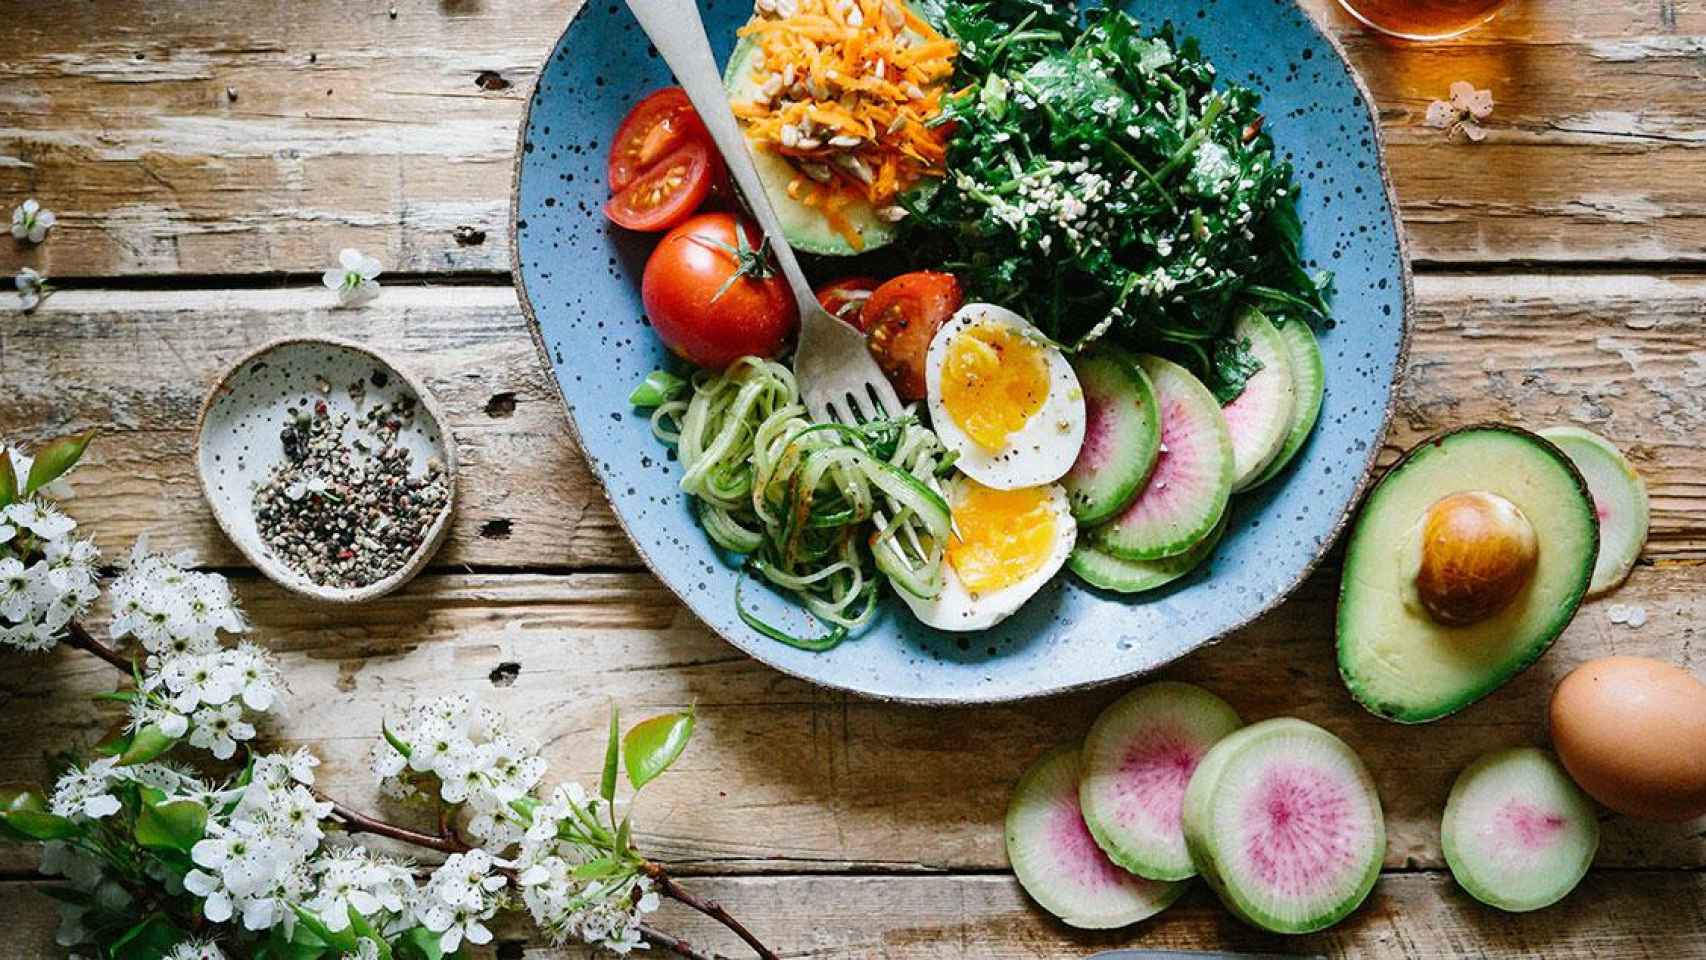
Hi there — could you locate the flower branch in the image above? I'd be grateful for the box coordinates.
[643,861,780,960]
[0,435,781,960]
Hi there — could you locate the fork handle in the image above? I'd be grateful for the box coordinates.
[622,0,819,314]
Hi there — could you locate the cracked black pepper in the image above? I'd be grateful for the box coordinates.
[253,385,449,590]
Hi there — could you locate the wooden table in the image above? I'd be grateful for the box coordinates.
[3,0,1704,956]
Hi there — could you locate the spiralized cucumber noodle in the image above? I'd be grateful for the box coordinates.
[646,357,953,650]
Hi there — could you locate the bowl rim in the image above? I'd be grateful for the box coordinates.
[508,0,1414,704]
[193,334,460,604]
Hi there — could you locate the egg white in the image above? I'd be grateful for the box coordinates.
[925,303,1087,491]
[900,479,1077,632]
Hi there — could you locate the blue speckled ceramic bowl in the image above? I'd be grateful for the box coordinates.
[512,0,1411,704]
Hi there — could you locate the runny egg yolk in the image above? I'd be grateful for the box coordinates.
[946,481,1058,594]
[940,322,1051,451]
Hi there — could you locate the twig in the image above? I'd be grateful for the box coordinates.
[65,622,134,673]
[643,862,779,960]
[641,924,727,960]
[317,791,472,856]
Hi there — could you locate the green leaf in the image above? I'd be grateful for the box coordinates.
[119,724,178,766]
[622,707,695,792]
[628,369,687,408]
[294,906,359,953]
[395,926,445,960]
[0,786,57,843]
[110,915,185,960]
[0,448,15,509]
[93,728,133,758]
[600,704,620,805]
[135,798,207,853]
[1,809,80,841]
[508,795,538,826]
[348,907,395,960]
[258,918,329,960]
[570,856,622,881]
[22,429,95,496]
[615,813,633,859]
[381,717,413,759]
[35,885,94,907]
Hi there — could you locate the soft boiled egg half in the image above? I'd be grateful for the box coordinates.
[901,476,1077,631]
[925,303,1086,490]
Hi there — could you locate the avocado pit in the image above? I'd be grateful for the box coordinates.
[1414,491,1538,626]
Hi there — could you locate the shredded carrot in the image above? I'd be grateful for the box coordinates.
[732,0,957,215]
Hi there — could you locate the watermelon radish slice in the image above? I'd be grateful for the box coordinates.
[1539,426,1648,596]
[1222,309,1297,491]
[1063,347,1162,525]
[1441,747,1598,913]
[1181,718,1385,934]
[1091,356,1233,560]
[1069,513,1227,594]
[1006,744,1189,929]
[1079,682,1244,881]
[1247,318,1325,489]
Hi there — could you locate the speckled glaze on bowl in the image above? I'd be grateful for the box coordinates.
[512,0,1412,704]
[195,337,458,604]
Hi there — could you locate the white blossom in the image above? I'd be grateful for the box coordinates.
[164,938,227,960]
[418,850,507,953]
[322,248,382,307]
[1424,80,1494,142]
[14,267,50,312]
[189,701,257,760]
[11,198,56,243]
[515,783,659,953]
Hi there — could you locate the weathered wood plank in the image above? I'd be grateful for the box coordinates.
[1,561,1700,876]
[3,274,1703,569]
[3,0,1706,276]
[2,872,1704,958]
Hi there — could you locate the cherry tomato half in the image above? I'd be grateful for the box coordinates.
[604,140,720,233]
[642,212,799,369]
[864,271,964,401]
[608,87,710,193]
[815,276,881,331]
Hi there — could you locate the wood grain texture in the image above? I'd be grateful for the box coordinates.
[2,871,1704,958]
[2,562,1700,878]
[3,274,1702,569]
[4,0,1706,278]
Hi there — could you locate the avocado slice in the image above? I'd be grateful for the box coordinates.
[1337,424,1599,724]
[722,35,934,256]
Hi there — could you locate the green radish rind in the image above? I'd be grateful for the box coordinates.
[1091,356,1234,561]
[1069,513,1228,594]
[1063,347,1162,526]
[1441,747,1599,914]
[1247,318,1325,489]
[1181,718,1385,934]
[1223,309,1297,491]
[1539,426,1649,597]
[1006,745,1190,929]
[1079,682,1244,882]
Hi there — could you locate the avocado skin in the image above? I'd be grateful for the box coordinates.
[1336,423,1599,724]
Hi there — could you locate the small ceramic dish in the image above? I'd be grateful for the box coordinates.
[195,336,458,603]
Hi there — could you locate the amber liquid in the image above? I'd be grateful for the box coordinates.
[1336,0,1511,39]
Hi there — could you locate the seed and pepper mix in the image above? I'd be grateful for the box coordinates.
[253,376,450,590]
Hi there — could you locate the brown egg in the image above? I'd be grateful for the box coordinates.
[1414,491,1539,626]
[1550,656,1706,821]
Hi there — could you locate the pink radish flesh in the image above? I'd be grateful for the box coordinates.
[1111,727,1200,834]
[1049,797,1141,891]
[1497,800,1569,850]
[1116,399,1199,523]
[1241,763,1360,899]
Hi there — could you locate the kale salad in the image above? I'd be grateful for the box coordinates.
[905,0,1332,400]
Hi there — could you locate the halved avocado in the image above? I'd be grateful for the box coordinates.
[722,36,934,256]
[1337,425,1598,724]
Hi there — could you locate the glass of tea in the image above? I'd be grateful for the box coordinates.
[1335,0,1511,40]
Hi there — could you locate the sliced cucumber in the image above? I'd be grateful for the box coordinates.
[1063,347,1162,525]
[1090,355,1233,561]
[1181,718,1385,934]
[1079,682,1243,882]
[1069,513,1227,594]
[1539,426,1649,596]
[1441,747,1598,913]
[1007,745,1189,928]
[1222,309,1297,491]
[724,37,927,256]
[1247,318,1325,489]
